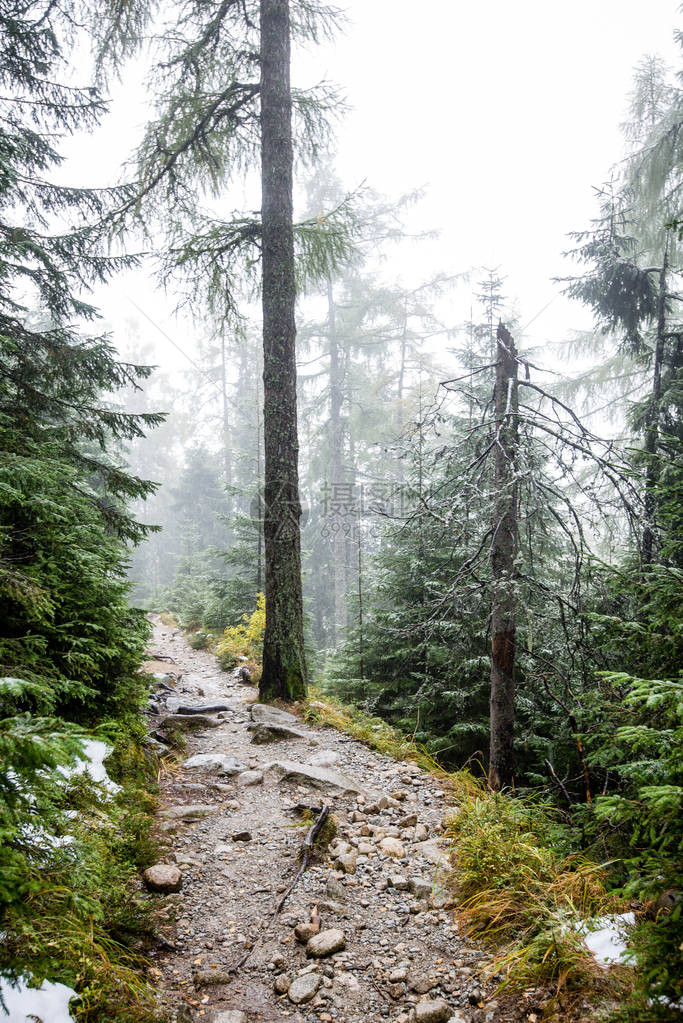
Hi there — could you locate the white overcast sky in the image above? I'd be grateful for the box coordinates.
[82,0,681,373]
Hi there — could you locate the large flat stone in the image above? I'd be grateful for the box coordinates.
[160,713,220,730]
[250,703,299,725]
[161,803,221,820]
[414,998,452,1023]
[263,760,365,795]
[247,722,312,744]
[184,753,246,775]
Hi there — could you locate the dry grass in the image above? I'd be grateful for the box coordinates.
[301,686,449,775]
[443,778,633,1016]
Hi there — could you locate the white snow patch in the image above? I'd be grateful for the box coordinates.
[0,976,77,1021]
[581,912,636,966]
[59,739,121,794]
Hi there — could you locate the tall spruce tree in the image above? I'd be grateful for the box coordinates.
[96,0,354,699]
[259,0,306,698]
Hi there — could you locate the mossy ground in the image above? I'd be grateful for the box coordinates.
[0,716,165,1022]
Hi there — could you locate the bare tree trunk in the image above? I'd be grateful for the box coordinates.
[641,250,668,565]
[259,0,307,701]
[488,323,518,791]
[256,373,263,593]
[357,505,364,679]
[220,335,233,491]
[328,278,347,644]
[220,335,233,543]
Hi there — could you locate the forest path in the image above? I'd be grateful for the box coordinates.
[143,617,508,1023]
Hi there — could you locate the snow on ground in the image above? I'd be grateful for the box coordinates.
[59,739,121,794]
[0,976,76,1022]
[581,912,636,966]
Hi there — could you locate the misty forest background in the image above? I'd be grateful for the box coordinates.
[0,1,681,1020]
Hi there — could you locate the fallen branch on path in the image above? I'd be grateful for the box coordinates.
[275,804,330,915]
[175,703,230,714]
[224,803,330,977]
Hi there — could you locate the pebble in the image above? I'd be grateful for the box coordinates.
[288,972,321,1004]
[237,769,263,786]
[414,999,453,1023]
[379,837,406,859]
[306,928,346,957]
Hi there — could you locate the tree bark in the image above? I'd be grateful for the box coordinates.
[327,278,347,644]
[259,0,307,701]
[641,250,668,565]
[488,323,518,790]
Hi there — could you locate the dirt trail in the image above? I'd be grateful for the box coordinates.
[142,617,518,1023]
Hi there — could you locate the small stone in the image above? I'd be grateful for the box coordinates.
[431,889,456,910]
[446,1014,467,1023]
[251,703,299,725]
[212,1012,248,1023]
[288,972,321,1004]
[295,922,320,943]
[326,877,345,899]
[143,864,182,893]
[399,813,418,827]
[162,804,220,820]
[379,837,406,859]
[335,851,358,875]
[388,967,408,983]
[389,875,410,891]
[307,750,341,768]
[160,713,220,730]
[274,974,291,994]
[414,823,430,842]
[248,721,311,744]
[193,968,233,987]
[232,830,252,842]
[410,878,432,899]
[415,999,452,1023]
[237,770,263,786]
[409,972,438,994]
[306,928,346,958]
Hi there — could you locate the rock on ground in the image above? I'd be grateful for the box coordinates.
[414,998,453,1023]
[248,721,312,744]
[184,753,245,775]
[142,864,182,893]
[287,972,321,1004]
[263,759,366,794]
[306,927,346,957]
[250,703,299,725]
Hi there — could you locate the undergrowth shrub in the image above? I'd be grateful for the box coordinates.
[216,592,265,681]
[444,778,629,1013]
